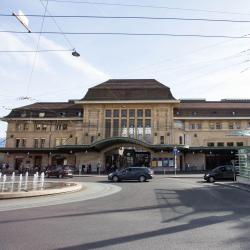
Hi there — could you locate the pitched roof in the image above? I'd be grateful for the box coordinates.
[82,79,176,101]
[175,100,250,117]
[3,102,83,119]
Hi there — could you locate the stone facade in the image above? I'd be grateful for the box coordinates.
[1,79,250,173]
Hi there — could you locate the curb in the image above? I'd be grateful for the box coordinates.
[0,182,83,199]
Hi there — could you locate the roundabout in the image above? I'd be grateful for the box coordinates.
[0,181,121,211]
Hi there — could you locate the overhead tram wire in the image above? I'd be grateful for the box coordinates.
[0,49,72,53]
[26,0,49,97]
[42,0,250,17]
[1,30,250,39]
[39,0,75,51]
[4,13,250,23]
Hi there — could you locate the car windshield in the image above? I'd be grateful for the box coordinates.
[212,166,223,172]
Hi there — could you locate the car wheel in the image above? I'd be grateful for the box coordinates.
[112,176,119,182]
[209,176,215,183]
[139,175,146,182]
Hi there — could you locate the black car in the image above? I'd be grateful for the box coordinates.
[204,165,238,183]
[108,167,153,182]
[45,165,73,178]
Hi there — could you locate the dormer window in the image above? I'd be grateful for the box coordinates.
[21,112,26,118]
[232,111,235,115]
[60,112,66,117]
[39,112,45,117]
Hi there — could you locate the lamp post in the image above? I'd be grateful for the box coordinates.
[173,147,178,176]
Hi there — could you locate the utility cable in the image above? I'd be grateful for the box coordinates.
[4,13,250,23]
[0,49,72,53]
[26,0,49,96]
[1,30,250,39]
[41,0,250,17]
[39,0,75,50]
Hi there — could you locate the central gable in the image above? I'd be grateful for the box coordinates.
[81,79,176,101]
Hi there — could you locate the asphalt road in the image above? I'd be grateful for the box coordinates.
[0,176,250,250]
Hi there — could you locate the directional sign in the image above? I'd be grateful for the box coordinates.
[172,147,178,155]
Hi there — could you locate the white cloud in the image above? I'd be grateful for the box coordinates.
[39,36,110,82]
[0,33,49,72]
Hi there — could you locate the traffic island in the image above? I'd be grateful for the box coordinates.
[0,182,83,199]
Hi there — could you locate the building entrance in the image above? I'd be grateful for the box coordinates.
[104,147,151,172]
[206,153,236,170]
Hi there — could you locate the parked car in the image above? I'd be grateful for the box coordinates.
[108,167,153,182]
[204,165,238,183]
[45,165,73,178]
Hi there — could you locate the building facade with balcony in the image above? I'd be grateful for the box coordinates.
[1,79,250,173]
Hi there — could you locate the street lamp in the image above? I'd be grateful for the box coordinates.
[72,49,80,57]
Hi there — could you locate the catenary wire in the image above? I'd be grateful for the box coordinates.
[4,13,250,23]
[1,30,250,39]
[39,0,75,50]
[26,0,49,96]
[41,0,250,17]
[0,49,72,53]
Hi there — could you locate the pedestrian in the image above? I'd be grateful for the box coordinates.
[82,164,85,174]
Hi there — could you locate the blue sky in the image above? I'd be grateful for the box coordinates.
[1,0,250,138]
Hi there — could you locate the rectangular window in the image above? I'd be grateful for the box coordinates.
[121,119,127,137]
[129,119,135,138]
[137,119,143,127]
[15,139,21,148]
[137,109,143,117]
[217,142,224,147]
[24,123,29,131]
[129,109,135,117]
[209,123,215,129]
[237,142,243,146]
[137,119,143,140]
[91,136,95,143]
[55,138,61,146]
[247,122,250,128]
[145,109,151,117]
[197,123,202,129]
[113,119,119,137]
[121,110,127,117]
[34,139,39,148]
[113,109,119,118]
[40,138,45,148]
[105,119,111,138]
[22,139,27,148]
[160,136,164,144]
[145,119,151,127]
[207,142,214,147]
[189,123,195,129]
[235,122,241,129]
[63,124,67,130]
[35,124,41,130]
[228,123,234,129]
[216,122,222,129]
[105,110,111,117]
[42,124,47,131]
[16,124,22,131]
[227,142,234,147]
